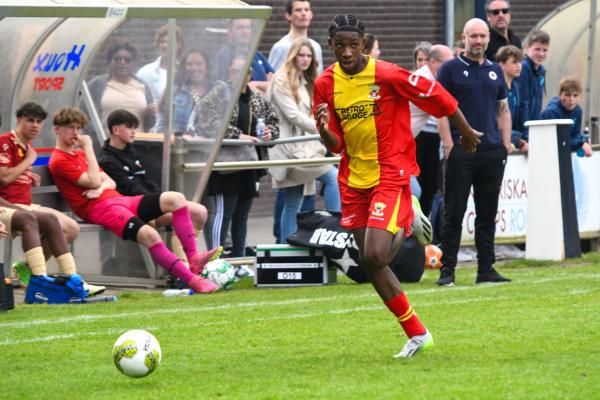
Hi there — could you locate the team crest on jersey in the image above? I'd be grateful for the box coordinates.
[489,71,497,80]
[368,84,381,100]
[371,202,386,218]
[463,70,469,77]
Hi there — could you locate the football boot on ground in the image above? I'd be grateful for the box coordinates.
[394,330,434,358]
[188,275,219,293]
[83,282,107,297]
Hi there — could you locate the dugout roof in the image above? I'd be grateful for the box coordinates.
[535,0,599,129]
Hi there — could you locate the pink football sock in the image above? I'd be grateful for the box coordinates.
[148,242,194,283]
[171,206,198,261]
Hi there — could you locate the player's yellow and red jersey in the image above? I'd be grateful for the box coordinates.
[314,57,458,189]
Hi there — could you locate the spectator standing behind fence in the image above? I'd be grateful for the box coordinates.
[541,77,592,158]
[413,41,431,71]
[363,33,381,60]
[268,0,323,73]
[214,19,275,96]
[98,109,218,268]
[268,37,340,244]
[497,45,527,153]
[410,45,454,217]
[156,49,213,134]
[87,41,156,132]
[484,0,521,61]
[200,58,280,257]
[435,18,512,286]
[517,29,550,137]
[136,24,184,107]
[49,107,221,293]
[453,39,465,57]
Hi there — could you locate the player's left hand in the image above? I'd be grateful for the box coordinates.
[31,172,41,187]
[83,187,104,199]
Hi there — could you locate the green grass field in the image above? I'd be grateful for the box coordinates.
[2,258,600,399]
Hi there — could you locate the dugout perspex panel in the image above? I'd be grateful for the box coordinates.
[254,245,337,287]
[0,1,271,285]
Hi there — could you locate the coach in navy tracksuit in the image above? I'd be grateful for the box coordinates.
[435,18,513,286]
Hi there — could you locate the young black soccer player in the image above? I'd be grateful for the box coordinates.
[314,15,482,357]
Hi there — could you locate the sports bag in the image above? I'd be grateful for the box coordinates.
[25,274,88,304]
[287,211,425,283]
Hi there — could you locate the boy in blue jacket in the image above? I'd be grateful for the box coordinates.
[518,29,549,136]
[497,44,527,153]
[541,76,592,157]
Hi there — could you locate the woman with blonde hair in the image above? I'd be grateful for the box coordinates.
[268,37,340,243]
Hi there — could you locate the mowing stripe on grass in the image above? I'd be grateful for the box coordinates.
[1,272,598,330]
[0,296,512,346]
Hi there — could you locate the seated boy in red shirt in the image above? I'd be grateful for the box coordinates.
[48,107,219,293]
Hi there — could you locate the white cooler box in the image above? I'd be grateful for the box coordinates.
[254,244,337,287]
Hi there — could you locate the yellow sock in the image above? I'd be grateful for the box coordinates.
[56,252,77,275]
[25,246,47,276]
[171,234,189,268]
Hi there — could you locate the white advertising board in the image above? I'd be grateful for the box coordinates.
[460,153,600,242]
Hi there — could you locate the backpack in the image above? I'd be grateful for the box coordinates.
[25,274,88,304]
[287,210,425,283]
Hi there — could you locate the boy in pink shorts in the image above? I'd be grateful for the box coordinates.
[48,107,219,293]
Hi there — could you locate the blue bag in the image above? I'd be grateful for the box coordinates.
[25,274,88,304]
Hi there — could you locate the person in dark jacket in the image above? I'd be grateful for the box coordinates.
[517,29,549,137]
[541,77,592,157]
[98,109,220,266]
[484,0,522,60]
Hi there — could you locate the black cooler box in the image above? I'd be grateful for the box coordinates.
[255,244,336,287]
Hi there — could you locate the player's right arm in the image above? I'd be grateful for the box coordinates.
[313,76,344,154]
[0,144,37,186]
[75,135,102,189]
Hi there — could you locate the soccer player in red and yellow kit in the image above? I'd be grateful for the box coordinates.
[314,15,482,357]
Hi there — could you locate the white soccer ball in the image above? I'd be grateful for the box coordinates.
[112,329,161,378]
[201,258,236,289]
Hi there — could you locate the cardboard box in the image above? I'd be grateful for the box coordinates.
[255,244,336,287]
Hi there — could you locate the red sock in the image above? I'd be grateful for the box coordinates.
[384,292,426,338]
[149,242,194,283]
[171,206,197,260]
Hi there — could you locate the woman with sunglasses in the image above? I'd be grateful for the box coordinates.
[87,41,157,132]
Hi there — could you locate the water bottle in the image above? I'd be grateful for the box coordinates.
[577,127,590,157]
[255,118,265,139]
[162,288,194,297]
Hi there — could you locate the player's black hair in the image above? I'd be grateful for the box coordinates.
[107,109,139,134]
[328,15,365,39]
[16,102,48,120]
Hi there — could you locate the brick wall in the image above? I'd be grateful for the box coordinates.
[246,0,571,70]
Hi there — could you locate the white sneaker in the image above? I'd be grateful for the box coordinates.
[83,282,106,297]
[411,196,432,245]
[394,330,434,358]
[234,264,255,280]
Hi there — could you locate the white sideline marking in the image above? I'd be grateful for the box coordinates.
[0,326,159,346]
[1,272,598,331]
